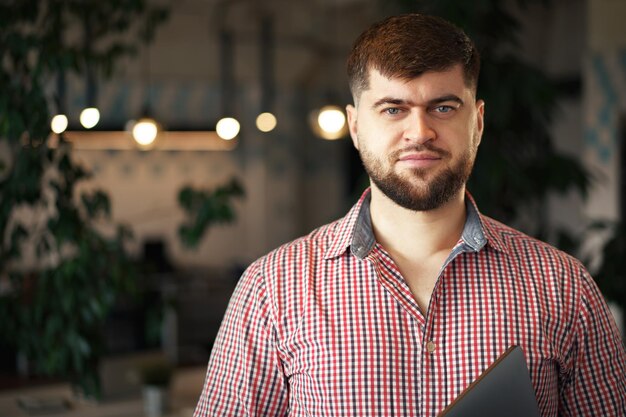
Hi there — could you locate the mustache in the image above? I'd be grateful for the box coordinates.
[391,143,451,159]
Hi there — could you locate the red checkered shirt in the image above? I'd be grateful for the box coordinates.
[194,190,626,416]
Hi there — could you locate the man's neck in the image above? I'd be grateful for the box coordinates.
[368,185,467,260]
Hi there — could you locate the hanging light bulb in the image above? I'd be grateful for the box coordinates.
[80,107,100,129]
[256,112,277,133]
[256,17,276,135]
[52,70,68,135]
[310,105,347,140]
[51,114,68,134]
[216,117,240,140]
[80,16,100,130]
[127,29,165,149]
[318,106,345,134]
[131,117,160,149]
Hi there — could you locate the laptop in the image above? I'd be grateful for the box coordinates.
[438,346,541,417]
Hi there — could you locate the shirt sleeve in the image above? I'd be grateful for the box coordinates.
[559,268,626,416]
[193,264,289,417]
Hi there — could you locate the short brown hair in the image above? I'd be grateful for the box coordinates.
[347,14,480,100]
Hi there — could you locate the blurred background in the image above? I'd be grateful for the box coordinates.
[1,0,625,413]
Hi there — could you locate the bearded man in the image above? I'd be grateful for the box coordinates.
[194,14,626,417]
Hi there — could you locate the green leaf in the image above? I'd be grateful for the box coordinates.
[177,179,245,248]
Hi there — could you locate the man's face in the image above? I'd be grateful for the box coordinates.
[346,65,484,211]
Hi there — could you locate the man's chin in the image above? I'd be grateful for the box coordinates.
[394,175,434,190]
[395,166,440,180]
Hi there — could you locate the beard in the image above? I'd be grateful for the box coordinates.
[358,140,476,212]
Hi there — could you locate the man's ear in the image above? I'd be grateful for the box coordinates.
[346,104,359,150]
[475,99,485,147]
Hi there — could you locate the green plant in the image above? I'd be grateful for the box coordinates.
[0,0,168,398]
[178,179,245,249]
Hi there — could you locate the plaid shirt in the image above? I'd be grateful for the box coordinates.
[194,190,626,417]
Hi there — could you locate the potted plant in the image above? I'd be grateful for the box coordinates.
[139,357,174,417]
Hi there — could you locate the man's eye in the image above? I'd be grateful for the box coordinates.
[384,108,401,115]
[434,105,454,113]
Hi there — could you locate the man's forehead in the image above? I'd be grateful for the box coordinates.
[361,66,469,99]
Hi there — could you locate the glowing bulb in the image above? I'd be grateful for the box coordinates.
[51,114,68,134]
[311,105,348,140]
[216,117,240,140]
[256,112,277,132]
[132,118,159,147]
[318,106,346,135]
[79,107,100,129]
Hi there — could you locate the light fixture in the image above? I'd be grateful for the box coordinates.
[307,7,347,141]
[310,105,347,140]
[79,107,100,129]
[214,28,241,142]
[51,114,69,134]
[129,26,163,150]
[131,117,160,149]
[51,70,68,134]
[256,16,277,134]
[318,106,345,133]
[256,112,277,133]
[216,117,240,140]
[80,18,100,130]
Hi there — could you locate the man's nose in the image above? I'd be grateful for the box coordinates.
[403,111,436,144]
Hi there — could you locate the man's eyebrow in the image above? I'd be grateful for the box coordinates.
[371,94,464,110]
[428,94,464,106]
[371,97,412,110]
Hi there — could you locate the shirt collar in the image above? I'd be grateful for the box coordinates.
[464,192,508,253]
[323,188,508,260]
[323,190,371,260]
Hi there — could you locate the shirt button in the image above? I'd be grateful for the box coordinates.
[426,341,437,353]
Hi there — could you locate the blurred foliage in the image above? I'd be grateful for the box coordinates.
[178,179,245,249]
[0,0,168,398]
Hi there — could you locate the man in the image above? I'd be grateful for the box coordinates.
[194,14,626,417]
